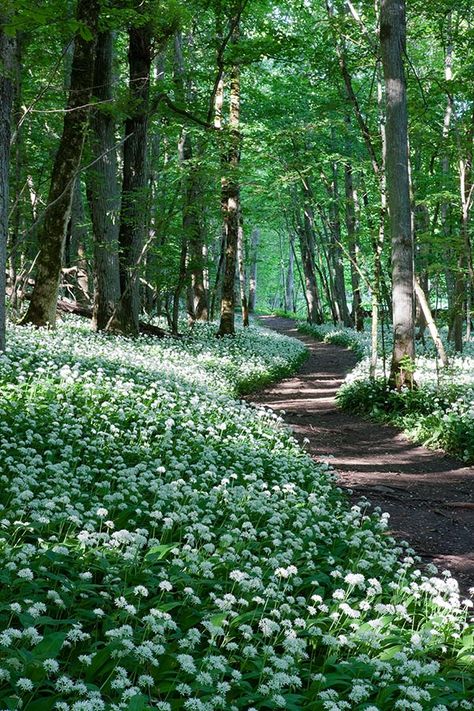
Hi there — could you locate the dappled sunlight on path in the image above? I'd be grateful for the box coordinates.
[251,316,474,594]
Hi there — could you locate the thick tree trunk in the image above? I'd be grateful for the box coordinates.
[86,30,120,331]
[114,22,152,336]
[380,0,415,388]
[0,12,16,350]
[20,0,98,328]
[218,26,241,337]
[248,227,259,312]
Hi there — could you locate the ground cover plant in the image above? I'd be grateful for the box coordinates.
[299,322,474,465]
[0,318,473,710]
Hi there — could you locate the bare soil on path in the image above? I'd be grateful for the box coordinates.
[250,316,474,595]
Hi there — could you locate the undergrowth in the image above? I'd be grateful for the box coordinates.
[0,318,472,710]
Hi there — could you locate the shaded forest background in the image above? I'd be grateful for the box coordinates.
[1,0,473,372]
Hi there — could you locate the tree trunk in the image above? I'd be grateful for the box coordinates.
[218,25,241,337]
[248,227,259,312]
[0,11,16,349]
[329,158,351,326]
[237,210,249,326]
[114,21,152,336]
[65,179,90,304]
[380,0,415,388]
[20,0,98,328]
[286,231,295,313]
[86,30,120,331]
[440,16,457,344]
[174,32,208,323]
[344,158,364,331]
[8,32,23,314]
[414,277,448,366]
[298,217,323,325]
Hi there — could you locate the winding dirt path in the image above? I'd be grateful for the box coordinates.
[251,316,474,594]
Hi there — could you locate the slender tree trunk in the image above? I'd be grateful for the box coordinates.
[344,159,363,330]
[248,227,259,312]
[328,159,351,326]
[453,149,474,349]
[370,60,388,378]
[20,0,98,328]
[173,32,208,324]
[8,32,23,313]
[0,11,16,349]
[86,30,120,331]
[298,217,323,325]
[66,179,90,304]
[440,16,457,341]
[297,182,324,323]
[286,232,295,313]
[237,210,249,326]
[189,172,208,321]
[414,277,448,366]
[114,21,152,335]
[218,25,241,337]
[380,0,415,388]
[210,70,225,321]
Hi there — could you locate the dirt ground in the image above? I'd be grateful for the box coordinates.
[250,316,474,596]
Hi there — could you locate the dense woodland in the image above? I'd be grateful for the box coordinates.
[1,0,473,382]
[1,1,474,709]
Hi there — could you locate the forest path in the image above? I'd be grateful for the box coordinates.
[251,316,474,594]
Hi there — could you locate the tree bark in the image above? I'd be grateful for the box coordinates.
[248,227,259,312]
[237,210,249,326]
[344,158,364,330]
[0,11,16,349]
[114,21,152,336]
[286,231,295,313]
[328,158,351,326]
[20,0,98,328]
[174,32,208,324]
[414,277,448,366]
[380,0,415,388]
[86,30,120,331]
[297,204,324,325]
[218,24,241,337]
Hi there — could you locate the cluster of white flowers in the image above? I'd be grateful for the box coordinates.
[0,317,472,709]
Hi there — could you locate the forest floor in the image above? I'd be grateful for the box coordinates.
[251,315,474,595]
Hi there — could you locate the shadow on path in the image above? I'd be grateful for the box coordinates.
[250,316,474,594]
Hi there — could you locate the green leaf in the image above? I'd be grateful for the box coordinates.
[144,543,177,560]
[209,612,227,628]
[31,632,66,660]
[24,698,58,711]
[125,694,148,711]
